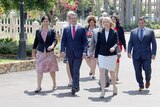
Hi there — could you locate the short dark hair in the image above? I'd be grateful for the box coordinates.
[138,16,145,22]
[41,15,50,23]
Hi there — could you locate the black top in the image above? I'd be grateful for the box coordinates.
[117,26,126,49]
[32,29,58,53]
[95,28,118,58]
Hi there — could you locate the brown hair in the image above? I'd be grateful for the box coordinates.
[87,15,96,24]
[41,15,50,23]
[138,16,145,22]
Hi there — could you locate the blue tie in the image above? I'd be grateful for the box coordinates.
[139,29,143,41]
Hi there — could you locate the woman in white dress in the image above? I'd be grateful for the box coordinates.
[95,17,118,98]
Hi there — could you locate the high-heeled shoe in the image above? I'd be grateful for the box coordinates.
[113,87,117,95]
[89,72,93,76]
[52,86,57,90]
[34,88,42,93]
[100,91,105,99]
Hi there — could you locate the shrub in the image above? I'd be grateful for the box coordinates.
[0,38,18,55]
[123,22,160,31]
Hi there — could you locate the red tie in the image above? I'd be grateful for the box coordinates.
[72,25,76,39]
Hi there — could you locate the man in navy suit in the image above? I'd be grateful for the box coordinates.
[128,17,157,91]
[61,12,88,95]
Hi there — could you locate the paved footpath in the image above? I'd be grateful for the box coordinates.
[0,34,160,107]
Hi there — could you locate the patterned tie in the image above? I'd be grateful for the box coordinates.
[72,25,76,39]
[139,29,143,41]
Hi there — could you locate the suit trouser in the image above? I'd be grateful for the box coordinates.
[133,59,152,88]
[68,57,82,89]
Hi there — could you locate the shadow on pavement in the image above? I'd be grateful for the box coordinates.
[52,92,80,98]
[24,90,53,96]
[80,77,97,82]
[84,87,101,92]
[88,95,114,102]
[123,90,151,95]
[57,86,71,90]
[84,87,112,93]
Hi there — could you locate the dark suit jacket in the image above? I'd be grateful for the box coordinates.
[95,28,118,58]
[32,29,57,52]
[60,25,88,58]
[128,27,157,60]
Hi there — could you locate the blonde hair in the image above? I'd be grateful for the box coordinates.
[102,17,115,28]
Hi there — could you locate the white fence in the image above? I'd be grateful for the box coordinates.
[0,18,67,40]
[0,18,40,39]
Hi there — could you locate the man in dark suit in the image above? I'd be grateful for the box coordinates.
[128,17,157,91]
[61,12,88,95]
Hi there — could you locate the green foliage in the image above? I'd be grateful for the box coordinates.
[0,38,18,55]
[123,22,160,31]
[145,22,160,29]
[123,23,138,31]
[0,0,56,12]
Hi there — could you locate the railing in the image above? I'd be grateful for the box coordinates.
[0,18,40,39]
[0,18,68,40]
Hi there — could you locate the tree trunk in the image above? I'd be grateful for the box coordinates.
[125,0,130,24]
[135,0,141,23]
[113,0,116,14]
[148,0,152,22]
[144,0,147,17]
[104,0,109,14]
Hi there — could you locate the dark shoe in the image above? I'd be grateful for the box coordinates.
[89,72,93,76]
[75,88,80,92]
[71,88,76,95]
[139,87,144,91]
[106,82,110,88]
[116,78,119,81]
[100,91,105,99]
[92,76,96,79]
[52,86,57,90]
[34,88,42,93]
[145,82,150,88]
[68,84,72,87]
[100,96,104,99]
[71,88,79,95]
[113,87,117,96]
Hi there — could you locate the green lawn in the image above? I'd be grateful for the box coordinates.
[0,59,19,64]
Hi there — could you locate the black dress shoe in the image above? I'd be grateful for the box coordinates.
[34,88,42,93]
[100,96,104,99]
[139,87,144,91]
[68,84,72,87]
[75,88,79,92]
[71,88,79,95]
[71,88,76,95]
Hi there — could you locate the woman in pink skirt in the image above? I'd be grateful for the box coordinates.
[32,16,59,93]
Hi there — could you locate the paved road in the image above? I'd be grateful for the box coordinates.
[0,34,160,107]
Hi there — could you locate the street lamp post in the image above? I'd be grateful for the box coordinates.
[17,0,26,59]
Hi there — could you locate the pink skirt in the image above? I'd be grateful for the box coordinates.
[36,51,59,73]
